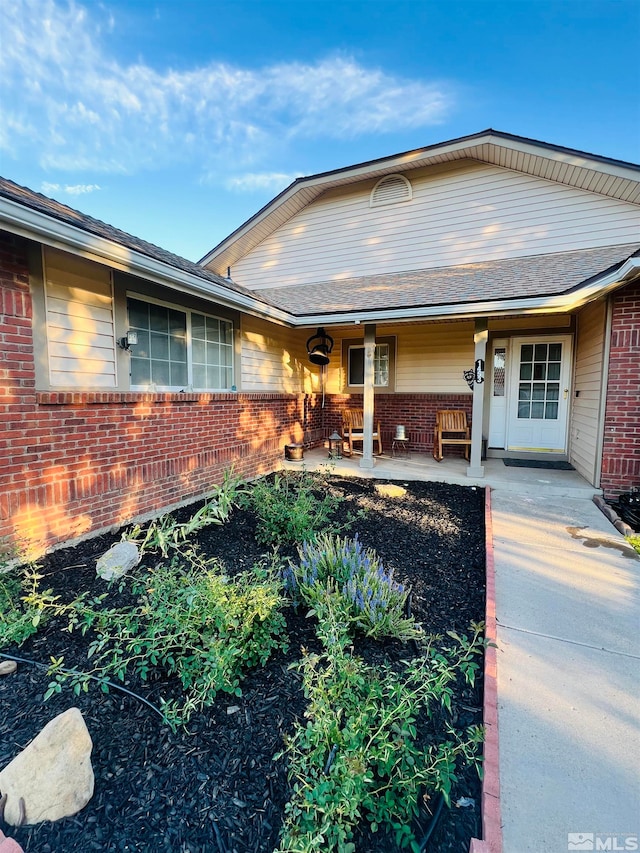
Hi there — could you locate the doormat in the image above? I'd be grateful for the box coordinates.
[503,458,574,470]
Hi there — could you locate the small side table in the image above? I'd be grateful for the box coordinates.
[392,437,410,459]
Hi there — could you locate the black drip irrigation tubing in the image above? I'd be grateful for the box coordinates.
[418,793,445,852]
[0,652,166,721]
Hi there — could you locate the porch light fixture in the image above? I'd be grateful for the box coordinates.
[118,330,138,352]
[328,431,343,460]
[306,327,334,366]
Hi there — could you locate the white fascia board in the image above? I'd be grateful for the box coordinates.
[0,197,293,327]
[292,258,640,327]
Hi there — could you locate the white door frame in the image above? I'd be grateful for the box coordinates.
[487,332,573,453]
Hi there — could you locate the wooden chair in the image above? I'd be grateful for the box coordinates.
[342,409,382,457]
[433,410,471,462]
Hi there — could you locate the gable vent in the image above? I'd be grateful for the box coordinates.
[370,174,412,207]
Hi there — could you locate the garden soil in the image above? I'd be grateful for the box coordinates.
[0,476,485,852]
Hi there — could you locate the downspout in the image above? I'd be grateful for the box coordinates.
[594,297,614,490]
[360,323,376,469]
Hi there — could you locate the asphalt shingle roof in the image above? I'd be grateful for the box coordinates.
[0,176,259,301]
[256,244,640,316]
[2,176,637,321]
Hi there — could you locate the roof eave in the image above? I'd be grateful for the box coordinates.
[289,256,640,327]
[0,196,293,327]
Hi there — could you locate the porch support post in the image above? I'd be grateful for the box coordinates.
[360,323,376,470]
[467,318,488,478]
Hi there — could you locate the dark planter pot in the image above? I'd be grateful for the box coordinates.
[285,444,304,461]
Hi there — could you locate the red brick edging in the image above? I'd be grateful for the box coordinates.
[469,487,503,853]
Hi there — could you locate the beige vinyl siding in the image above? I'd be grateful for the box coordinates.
[44,248,116,388]
[241,317,315,393]
[569,300,607,483]
[325,321,475,394]
[232,161,640,290]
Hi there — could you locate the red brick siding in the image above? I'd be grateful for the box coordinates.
[0,230,325,556]
[324,392,473,454]
[601,280,640,499]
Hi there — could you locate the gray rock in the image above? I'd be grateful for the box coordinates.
[0,707,94,825]
[96,541,140,581]
[0,660,17,676]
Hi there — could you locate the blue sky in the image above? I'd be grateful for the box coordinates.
[1,0,638,261]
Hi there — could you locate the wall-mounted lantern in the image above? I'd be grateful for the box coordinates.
[118,330,138,351]
[306,327,334,366]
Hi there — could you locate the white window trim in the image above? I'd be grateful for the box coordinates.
[343,336,396,391]
[126,291,234,392]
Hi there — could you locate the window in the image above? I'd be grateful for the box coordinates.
[127,297,233,390]
[343,336,396,391]
[517,342,561,420]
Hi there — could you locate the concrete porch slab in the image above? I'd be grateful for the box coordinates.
[283,448,601,499]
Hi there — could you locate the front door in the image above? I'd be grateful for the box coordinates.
[506,335,572,452]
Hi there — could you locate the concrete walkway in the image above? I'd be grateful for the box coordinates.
[491,491,640,853]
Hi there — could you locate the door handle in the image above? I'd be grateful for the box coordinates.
[563,388,569,399]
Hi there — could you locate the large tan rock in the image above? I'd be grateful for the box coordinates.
[0,708,94,825]
[375,483,407,498]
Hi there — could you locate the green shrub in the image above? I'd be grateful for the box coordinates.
[241,471,348,547]
[276,623,485,852]
[126,470,245,557]
[45,552,288,727]
[0,567,43,649]
[283,533,419,642]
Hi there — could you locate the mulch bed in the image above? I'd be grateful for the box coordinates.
[0,476,486,852]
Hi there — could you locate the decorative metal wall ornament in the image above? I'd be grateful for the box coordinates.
[463,369,475,389]
[306,327,334,366]
[463,359,485,389]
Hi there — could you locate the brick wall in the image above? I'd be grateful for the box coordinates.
[600,280,640,499]
[0,231,325,557]
[324,392,473,454]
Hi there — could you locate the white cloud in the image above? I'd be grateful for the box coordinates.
[0,0,455,178]
[225,172,304,192]
[41,182,101,195]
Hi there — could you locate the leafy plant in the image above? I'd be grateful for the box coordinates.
[276,622,485,852]
[0,566,44,648]
[283,533,419,642]
[44,550,288,728]
[125,470,245,557]
[240,470,350,547]
[626,534,640,555]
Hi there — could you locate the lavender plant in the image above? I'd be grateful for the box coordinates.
[285,534,419,642]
